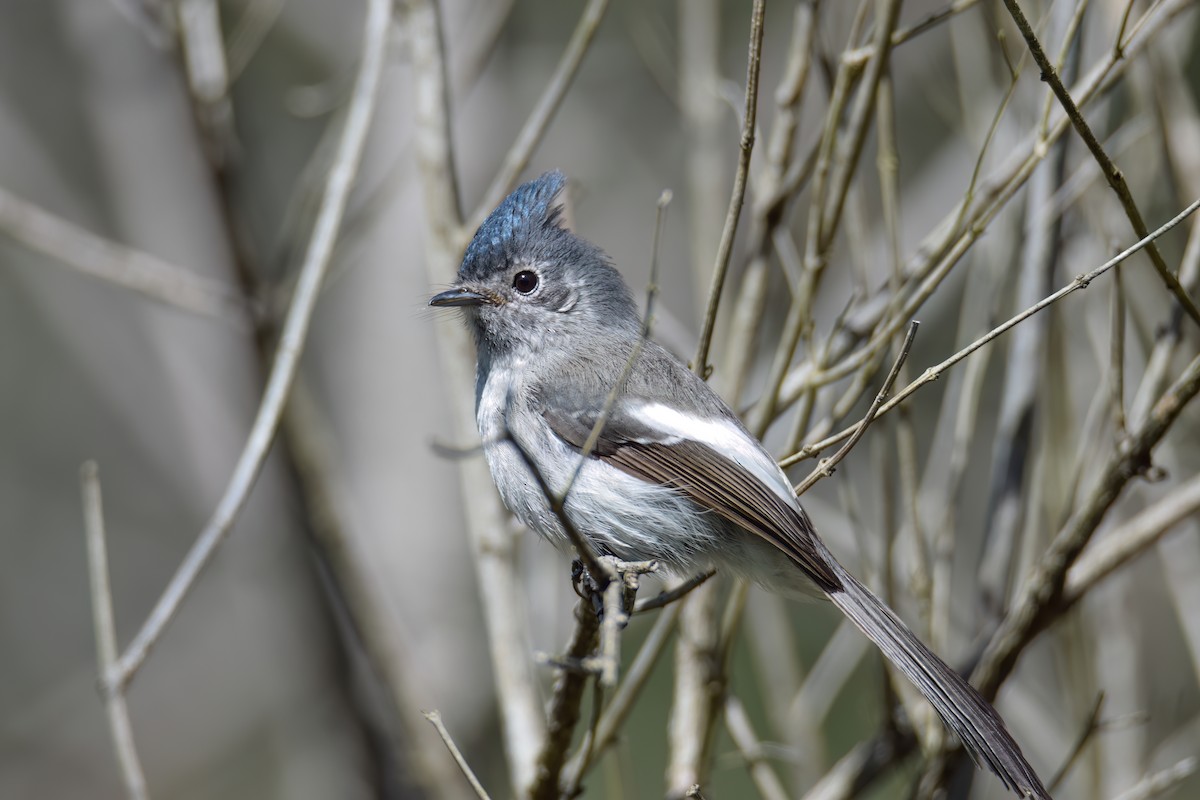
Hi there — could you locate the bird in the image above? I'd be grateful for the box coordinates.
[430,171,1050,799]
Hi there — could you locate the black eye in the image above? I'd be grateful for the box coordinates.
[513,270,539,294]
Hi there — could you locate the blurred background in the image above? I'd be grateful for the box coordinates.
[2,0,1199,798]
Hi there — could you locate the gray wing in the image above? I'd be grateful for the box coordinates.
[542,396,1051,799]
[540,398,842,594]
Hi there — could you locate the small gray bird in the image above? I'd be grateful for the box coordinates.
[431,171,1049,800]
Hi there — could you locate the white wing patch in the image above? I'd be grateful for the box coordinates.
[632,402,798,508]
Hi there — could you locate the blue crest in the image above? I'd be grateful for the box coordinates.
[460,171,566,279]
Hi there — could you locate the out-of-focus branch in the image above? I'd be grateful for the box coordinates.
[0,184,242,318]
[973,348,1200,700]
[1113,757,1198,800]
[978,0,1080,610]
[797,732,914,800]
[113,0,391,687]
[81,462,149,800]
[176,0,237,168]
[400,0,545,794]
[472,0,610,230]
[423,711,492,800]
[724,695,790,800]
[751,0,902,438]
[1000,0,1200,329]
[1062,473,1200,607]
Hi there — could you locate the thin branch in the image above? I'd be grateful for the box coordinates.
[1112,757,1198,800]
[692,0,766,377]
[472,0,611,229]
[634,570,716,614]
[973,348,1200,700]
[0,184,242,318]
[1047,692,1105,792]
[114,0,391,686]
[842,0,983,66]
[1063,472,1200,606]
[176,0,237,168]
[81,462,149,800]
[1000,0,1200,328]
[721,2,817,404]
[1111,262,1128,437]
[503,429,612,586]
[724,695,791,800]
[423,711,493,800]
[561,602,682,792]
[775,0,1194,411]
[781,197,1200,466]
[797,732,914,800]
[529,598,602,800]
[792,320,917,495]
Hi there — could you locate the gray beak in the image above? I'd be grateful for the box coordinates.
[430,287,492,307]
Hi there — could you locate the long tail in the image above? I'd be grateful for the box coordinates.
[822,554,1050,799]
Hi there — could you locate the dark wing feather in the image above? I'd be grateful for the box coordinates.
[541,404,841,593]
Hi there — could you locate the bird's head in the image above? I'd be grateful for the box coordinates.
[430,171,640,359]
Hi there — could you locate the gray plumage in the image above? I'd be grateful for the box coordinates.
[431,171,1050,800]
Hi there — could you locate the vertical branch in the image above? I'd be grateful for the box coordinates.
[81,462,149,800]
[977,0,1080,612]
[114,0,392,685]
[721,0,817,406]
[692,0,766,377]
[400,1,545,795]
[668,5,764,795]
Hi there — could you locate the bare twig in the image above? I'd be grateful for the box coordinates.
[781,198,1200,466]
[693,0,766,377]
[1047,692,1105,792]
[114,0,391,687]
[1112,757,1198,800]
[1063,472,1200,606]
[634,570,716,614]
[1110,262,1128,435]
[561,602,682,792]
[978,0,1078,609]
[0,184,242,318]
[1000,0,1200,328]
[725,695,791,800]
[472,0,611,229]
[842,0,982,66]
[81,462,149,800]
[423,711,492,800]
[973,348,1200,700]
[721,3,817,404]
[176,0,237,167]
[797,732,914,800]
[792,320,917,496]
[775,0,1195,412]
